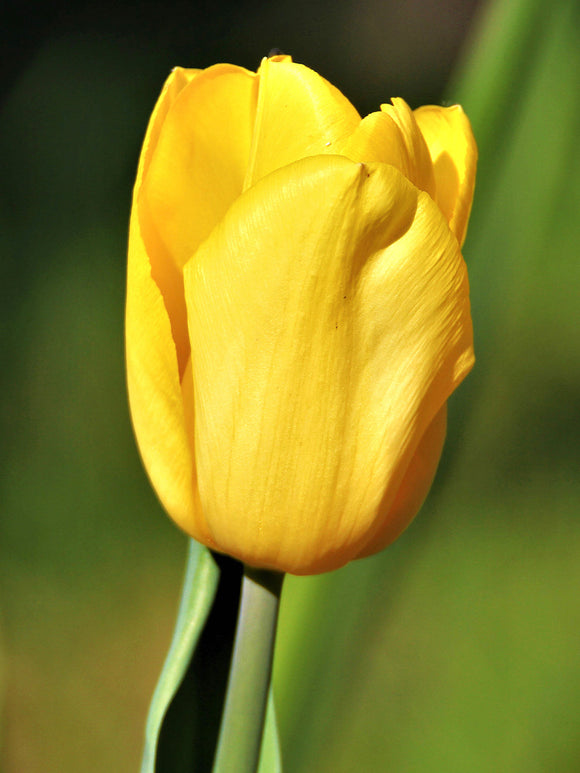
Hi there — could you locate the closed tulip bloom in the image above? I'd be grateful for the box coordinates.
[126,55,476,575]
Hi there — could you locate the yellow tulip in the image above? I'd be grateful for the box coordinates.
[126,55,476,575]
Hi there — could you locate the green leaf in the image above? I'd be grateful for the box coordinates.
[141,542,283,773]
[447,0,580,473]
[141,539,220,773]
[258,691,283,773]
[448,0,546,158]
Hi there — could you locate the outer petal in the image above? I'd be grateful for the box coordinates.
[244,56,361,187]
[414,104,477,246]
[356,404,447,558]
[126,69,215,547]
[184,155,473,574]
[139,64,257,374]
[136,67,200,186]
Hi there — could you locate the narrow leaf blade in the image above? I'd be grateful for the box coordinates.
[258,690,283,773]
[141,539,220,773]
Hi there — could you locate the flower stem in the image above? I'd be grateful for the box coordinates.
[212,566,284,773]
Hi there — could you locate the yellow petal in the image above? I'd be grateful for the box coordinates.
[333,110,413,174]
[184,155,473,574]
[414,104,477,246]
[380,98,436,198]
[138,64,257,374]
[126,212,216,546]
[135,67,200,191]
[126,70,215,548]
[244,57,361,187]
[356,404,447,558]
[141,63,257,268]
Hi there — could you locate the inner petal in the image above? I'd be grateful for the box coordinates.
[244,56,361,188]
[138,64,258,374]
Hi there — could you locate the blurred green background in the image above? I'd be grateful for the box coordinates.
[1,0,579,770]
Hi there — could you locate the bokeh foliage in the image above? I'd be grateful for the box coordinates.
[1,0,578,770]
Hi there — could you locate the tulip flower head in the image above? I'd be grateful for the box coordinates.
[126,55,476,575]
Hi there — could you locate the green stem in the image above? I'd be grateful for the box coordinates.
[212,566,284,773]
